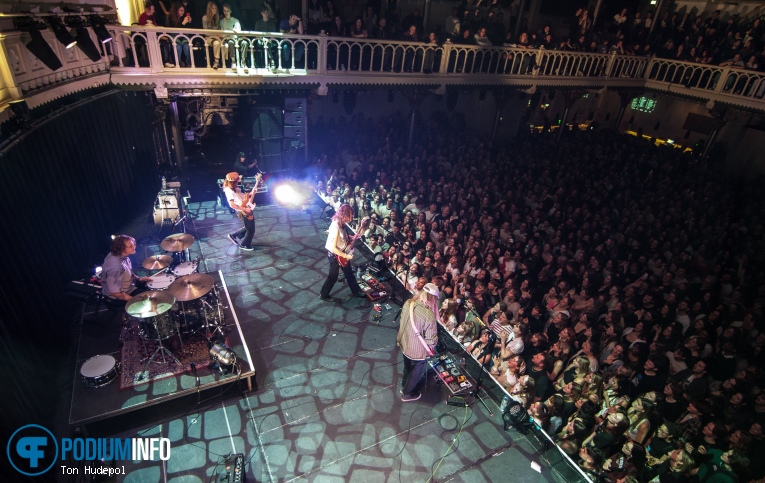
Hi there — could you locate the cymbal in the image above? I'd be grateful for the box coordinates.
[166,273,214,301]
[141,254,173,270]
[126,291,176,318]
[160,233,195,252]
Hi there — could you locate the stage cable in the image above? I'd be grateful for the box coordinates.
[426,403,471,483]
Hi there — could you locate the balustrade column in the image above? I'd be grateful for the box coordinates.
[605,52,616,79]
[438,42,452,74]
[317,35,327,74]
[643,55,655,80]
[713,66,732,94]
[146,30,163,71]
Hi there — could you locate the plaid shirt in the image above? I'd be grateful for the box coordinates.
[676,411,702,444]
[397,300,437,361]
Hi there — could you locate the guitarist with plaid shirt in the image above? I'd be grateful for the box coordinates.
[320,204,369,302]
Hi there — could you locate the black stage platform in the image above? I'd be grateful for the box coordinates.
[61,193,586,482]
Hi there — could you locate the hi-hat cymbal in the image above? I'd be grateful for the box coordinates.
[125,291,176,318]
[141,254,173,270]
[160,233,195,252]
[166,273,214,301]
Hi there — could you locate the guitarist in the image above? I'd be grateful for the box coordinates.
[320,204,368,302]
[222,171,256,251]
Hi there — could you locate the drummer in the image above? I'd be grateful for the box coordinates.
[101,235,152,303]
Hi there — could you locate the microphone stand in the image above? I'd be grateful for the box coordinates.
[467,335,496,416]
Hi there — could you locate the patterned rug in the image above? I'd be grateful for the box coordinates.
[119,321,214,390]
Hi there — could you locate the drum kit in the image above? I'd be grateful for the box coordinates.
[81,232,227,386]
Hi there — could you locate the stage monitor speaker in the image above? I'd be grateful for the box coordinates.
[284,112,303,125]
[284,97,305,112]
[283,125,304,139]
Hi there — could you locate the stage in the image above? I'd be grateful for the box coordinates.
[64,195,584,482]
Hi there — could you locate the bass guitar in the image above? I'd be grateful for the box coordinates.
[242,173,262,220]
[337,217,370,267]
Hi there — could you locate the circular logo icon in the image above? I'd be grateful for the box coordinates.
[6,424,59,476]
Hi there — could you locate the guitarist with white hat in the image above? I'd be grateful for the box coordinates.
[320,203,370,301]
[222,171,259,251]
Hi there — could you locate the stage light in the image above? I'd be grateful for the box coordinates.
[210,342,237,374]
[23,28,63,71]
[273,184,305,206]
[50,17,77,49]
[210,343,236,365]
[89,16,113,43]
[73,25,102,62]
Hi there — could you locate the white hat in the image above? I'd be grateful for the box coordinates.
[423,283,439,297]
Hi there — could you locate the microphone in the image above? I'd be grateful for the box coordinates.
[190,362,200,387]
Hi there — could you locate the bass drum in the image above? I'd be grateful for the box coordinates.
[176,288,223,335]
[80,355,119,388]
[135,309,178,341]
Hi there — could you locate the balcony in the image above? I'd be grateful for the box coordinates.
[1,24,764,111]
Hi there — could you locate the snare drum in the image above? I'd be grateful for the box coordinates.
[80,355,119,388]
[147,273,176,290]
[173,261,198,277]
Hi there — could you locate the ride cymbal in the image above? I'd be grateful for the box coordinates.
[166,273,214,301]
[160,233,195,252]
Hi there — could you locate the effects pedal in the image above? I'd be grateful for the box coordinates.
[220,453,245,483]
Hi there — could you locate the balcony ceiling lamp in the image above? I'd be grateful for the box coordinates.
[49,17,77,48]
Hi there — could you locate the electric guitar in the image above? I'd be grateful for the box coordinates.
[336,217,370,267]
[242,173,262,220]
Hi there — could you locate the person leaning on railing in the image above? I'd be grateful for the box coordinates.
[279,14,305,68]
[202,1,221,68]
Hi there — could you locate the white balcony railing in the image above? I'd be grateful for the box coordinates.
[1,24,764,108]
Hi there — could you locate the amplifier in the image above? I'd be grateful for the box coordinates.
[154,189,182,225]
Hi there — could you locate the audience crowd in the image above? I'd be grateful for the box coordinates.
[312,113,765,483]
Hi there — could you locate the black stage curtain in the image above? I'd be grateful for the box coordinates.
[0,89,160,436]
